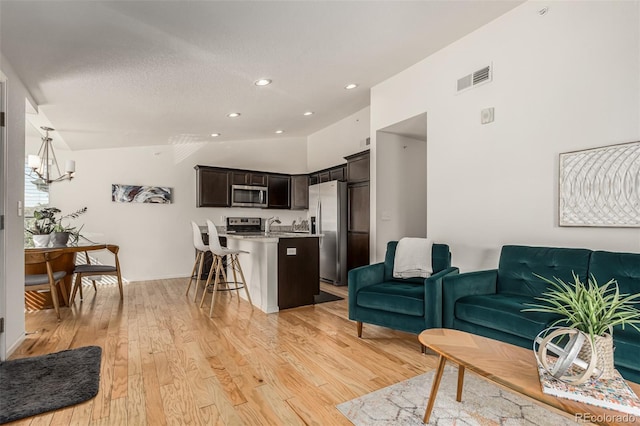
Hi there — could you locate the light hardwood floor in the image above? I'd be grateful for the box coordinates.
[8,279,438,425]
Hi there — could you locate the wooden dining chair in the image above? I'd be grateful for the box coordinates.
[70,244,123,302]
[25,249,68,320]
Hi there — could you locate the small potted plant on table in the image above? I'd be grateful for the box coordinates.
[25,206,88,247]
[26,207,59,247]
[526,272,640,379]
[50,207,88,246]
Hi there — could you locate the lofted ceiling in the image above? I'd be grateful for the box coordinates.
[1,1,523,151]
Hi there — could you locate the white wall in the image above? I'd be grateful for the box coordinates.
[1,56,34,356]
[50,137,308,282]
[307,106,370,171]
[375,131,426,258]
[371,1,640,270]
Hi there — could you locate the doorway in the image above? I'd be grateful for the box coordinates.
[375,112,427,258]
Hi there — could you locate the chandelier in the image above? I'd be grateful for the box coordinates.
[28,126,75,185]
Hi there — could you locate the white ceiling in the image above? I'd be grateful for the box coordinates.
[1,1,523,151]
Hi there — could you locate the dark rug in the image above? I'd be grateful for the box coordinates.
[314,290,344,304]
[0,346,102,424]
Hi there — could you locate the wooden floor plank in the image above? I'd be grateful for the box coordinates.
[126,374,146,426]
[10,279,437,425]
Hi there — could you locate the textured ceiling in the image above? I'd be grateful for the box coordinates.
[1,1,523,151]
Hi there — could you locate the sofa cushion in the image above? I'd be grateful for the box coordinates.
[455,293,562,341]
[356,281,424,316]
[497,245,592,297]
[589,251,640,309]
[612,325,640,371]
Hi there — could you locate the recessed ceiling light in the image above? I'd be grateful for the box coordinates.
[344,83,358,90]
[303,111,314,116]
[254,79,272,86]
[275,130,284,134]
[210,133,221,137]
[227,112,241,118]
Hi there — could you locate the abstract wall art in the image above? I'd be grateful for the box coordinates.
[112,184,172,204]
[559,141,640,227]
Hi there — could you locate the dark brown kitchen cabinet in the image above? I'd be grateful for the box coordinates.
[267,174,291,209]
[347,232,369,272]
[346,151,370,183]
[309,164,346,185]
[231,171,267,186]
[195,166,230,207]
[250,173,267,185]
[347,182,370,233]
[345,150,370,271]
[278,237,319,309]
[330,165,346,181]
[290,175,309,210]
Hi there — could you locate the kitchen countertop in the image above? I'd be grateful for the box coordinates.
[221,232,320,242]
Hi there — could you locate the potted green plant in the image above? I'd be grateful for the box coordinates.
[50,207,88,246]
[25,207,60,247]
[25,206,88,247]
[525,272,640,379]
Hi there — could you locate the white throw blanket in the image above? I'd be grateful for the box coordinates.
[393,237,433,279]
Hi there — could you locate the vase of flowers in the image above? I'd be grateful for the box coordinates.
[525,272,640,380]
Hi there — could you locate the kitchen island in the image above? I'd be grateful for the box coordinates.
[220,232,320,313]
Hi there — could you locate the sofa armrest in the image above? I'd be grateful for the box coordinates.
[348,262,385,317]
[442,269,498,328]
[424,267,460,328]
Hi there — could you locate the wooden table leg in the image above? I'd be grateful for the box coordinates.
[456,365,465,402]
[423,355,447,424]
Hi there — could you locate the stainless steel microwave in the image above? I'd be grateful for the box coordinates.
[231,185,268,207]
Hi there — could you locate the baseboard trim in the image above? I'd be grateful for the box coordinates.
[6,332,25,358]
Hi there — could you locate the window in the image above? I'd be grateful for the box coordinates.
[24,162,48,215]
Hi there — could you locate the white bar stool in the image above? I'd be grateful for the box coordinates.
[200,219,253,317]
[185,221,210,302]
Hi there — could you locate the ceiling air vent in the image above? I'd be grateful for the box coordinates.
[456,64,492,93]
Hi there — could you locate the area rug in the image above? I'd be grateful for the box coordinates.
[337,364,579,425]
[0,346,102,424]
[314,290,344,304]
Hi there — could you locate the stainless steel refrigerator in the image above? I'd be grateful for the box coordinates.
[309,181,347,285]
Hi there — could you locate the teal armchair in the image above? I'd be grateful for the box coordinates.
[348,241,459,337]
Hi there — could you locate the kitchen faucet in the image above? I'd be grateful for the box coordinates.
[264,216,281,234]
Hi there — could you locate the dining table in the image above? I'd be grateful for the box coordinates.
[24,243,107,310]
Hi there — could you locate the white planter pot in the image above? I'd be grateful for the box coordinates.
[32,234,51,248]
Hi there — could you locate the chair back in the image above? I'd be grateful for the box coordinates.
[206,220,223,251]
[106,244,121,271]
[191,222,208,252]
[383,240,451,282]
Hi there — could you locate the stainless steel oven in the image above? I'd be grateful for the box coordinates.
[231,185,268,207]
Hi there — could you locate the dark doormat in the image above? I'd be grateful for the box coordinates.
[0,345,102,424]
[314,290,344,304]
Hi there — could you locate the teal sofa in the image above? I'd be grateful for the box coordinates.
[348,241,459,337]
[442,245,640,383]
